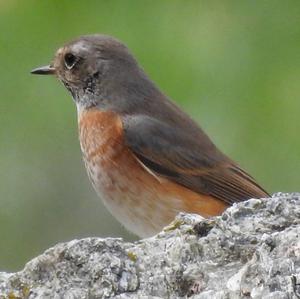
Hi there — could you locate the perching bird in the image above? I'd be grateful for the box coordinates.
[31,35,269,237]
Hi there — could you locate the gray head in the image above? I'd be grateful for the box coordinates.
[31,34,158,111]
[31,34,214,140]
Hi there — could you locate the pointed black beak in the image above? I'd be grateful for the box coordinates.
[30,65,56,75]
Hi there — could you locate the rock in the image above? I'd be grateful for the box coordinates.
[0,193,300,299]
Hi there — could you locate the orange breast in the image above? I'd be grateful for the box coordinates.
[78,108,228,237]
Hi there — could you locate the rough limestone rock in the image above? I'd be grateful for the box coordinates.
[0,193,300,299]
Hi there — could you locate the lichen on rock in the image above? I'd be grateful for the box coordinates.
[0,193,300,298]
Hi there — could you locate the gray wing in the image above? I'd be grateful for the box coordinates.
[123,115,269,205]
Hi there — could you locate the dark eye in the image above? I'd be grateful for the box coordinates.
[64,53,77,70]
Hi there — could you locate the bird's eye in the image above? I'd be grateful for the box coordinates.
[64,53,77,70]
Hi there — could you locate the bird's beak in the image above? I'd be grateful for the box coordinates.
[30,65,56,75]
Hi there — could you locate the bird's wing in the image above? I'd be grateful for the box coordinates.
[123,115,269,205]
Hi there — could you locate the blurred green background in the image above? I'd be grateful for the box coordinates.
[1,1,299,271]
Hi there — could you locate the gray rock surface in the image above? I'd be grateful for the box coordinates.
[0,193,300,299]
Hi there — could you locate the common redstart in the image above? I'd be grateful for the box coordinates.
[31,35,269,237]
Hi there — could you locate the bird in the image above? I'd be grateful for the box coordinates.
[31,34,269,238]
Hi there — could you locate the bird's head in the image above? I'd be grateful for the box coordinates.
[31,34,140,110]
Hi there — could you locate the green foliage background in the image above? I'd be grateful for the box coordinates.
[1,1,299,270]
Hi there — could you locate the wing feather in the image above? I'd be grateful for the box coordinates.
[123,115,269,205]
